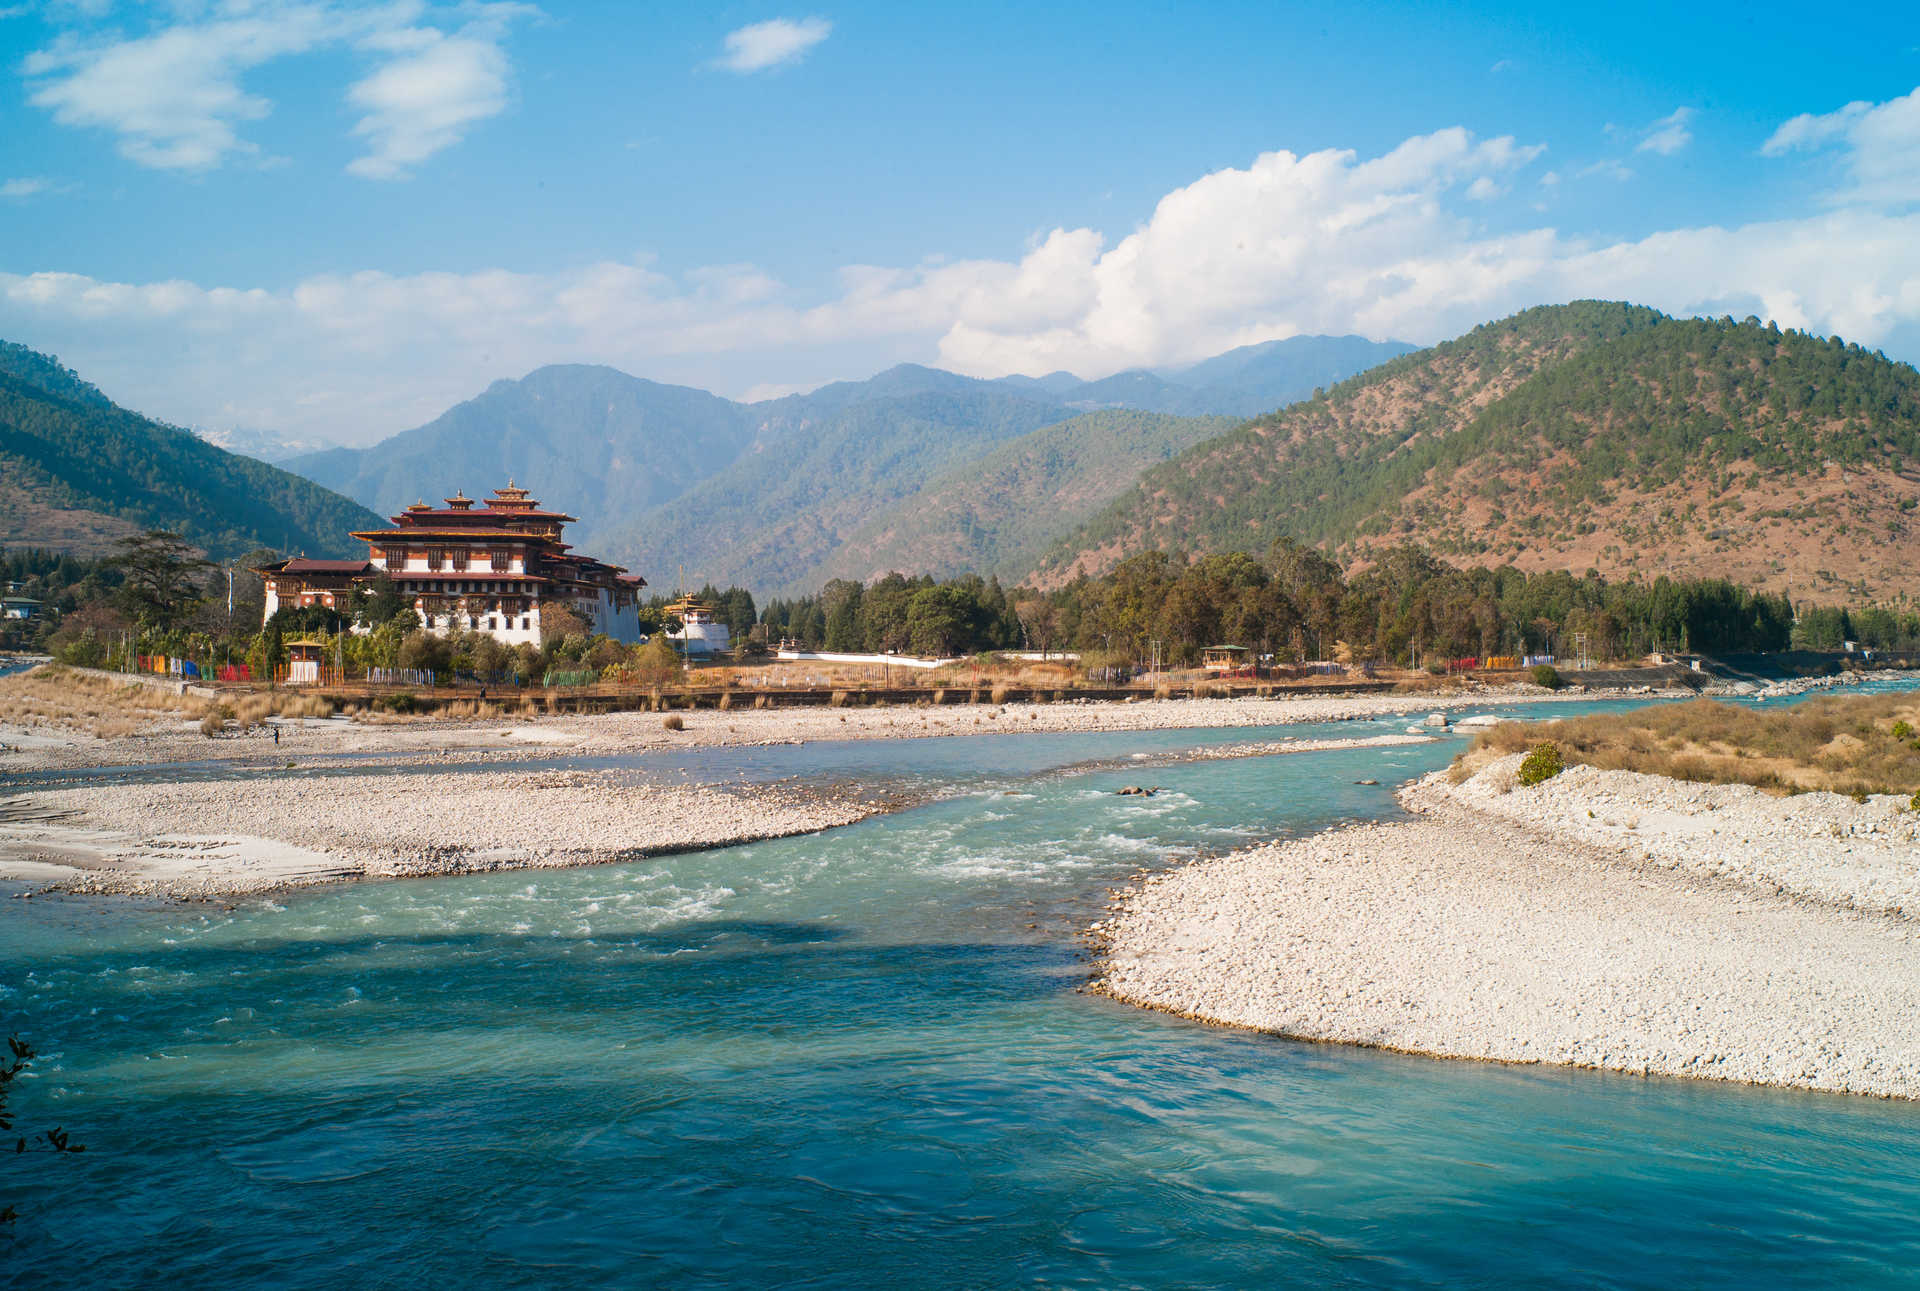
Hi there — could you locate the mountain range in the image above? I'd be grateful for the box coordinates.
[284,333,1411,593]
[13,303,1916,605]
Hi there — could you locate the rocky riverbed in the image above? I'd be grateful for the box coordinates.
[1095,754,1920,1100]
[0,769,877,900]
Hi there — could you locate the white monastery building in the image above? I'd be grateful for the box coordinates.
[256,482,646,646]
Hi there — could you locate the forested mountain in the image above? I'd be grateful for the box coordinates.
[809,409,1236,588]
[602,388,1079,594]
[0,341,385,560]
[285,365,762,535]
[1031,302,1920,599]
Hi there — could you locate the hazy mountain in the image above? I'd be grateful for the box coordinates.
[194,426,334,465]
[810,409,1237,588]
[602,388,1075,595]
[1032,302,1920,600]
[277,334,1413,588]
[0,341,384,560]
[285,365,761,542]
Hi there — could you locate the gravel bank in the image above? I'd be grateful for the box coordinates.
[1096,759,1920,1100]
[0,769,873,900]
[0,684,1597,774]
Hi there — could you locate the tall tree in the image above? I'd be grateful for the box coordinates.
[111,530,211,629]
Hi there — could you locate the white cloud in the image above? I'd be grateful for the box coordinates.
[7,119,1920,450]
[1637,106,1694,156]
[21,1,532,176]
[1578,159,1634,182]
[715,16,830,73]
[347,7,530,179]
[1764,87,1920,206]
[0,177,52,199]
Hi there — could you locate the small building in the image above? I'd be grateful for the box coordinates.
[1,596,41,621]
[664,594,731,657]
[1201,645,1251,673]
[284,639,327,685]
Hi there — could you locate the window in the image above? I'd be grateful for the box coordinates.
[491,548,511,572]
[451,549,470,572]
[383,547,406,569]
[426,548,446,571]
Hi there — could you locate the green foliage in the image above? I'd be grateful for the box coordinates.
[1894,720,1915,740]
[1531,663,1563,689]
[2,1033,86,1226]
[1517,741,1567,787]
[0,342,384,560]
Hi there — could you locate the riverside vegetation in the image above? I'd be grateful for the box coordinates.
[1460,693,1920,798]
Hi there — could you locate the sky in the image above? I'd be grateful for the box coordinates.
[1,1,1919,450]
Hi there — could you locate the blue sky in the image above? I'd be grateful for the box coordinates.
[1,1,1918,447]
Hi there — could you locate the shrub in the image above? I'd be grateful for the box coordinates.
[1894,720,1915,740]
[1530,664,1563,690]
[662,714,684,732]
[990,684,1010,705]
[1911,791,1919,812]
[1517,741,1566,787]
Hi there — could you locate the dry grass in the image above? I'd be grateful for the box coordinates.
[0,664,210,738]
[1462,694,1920,797]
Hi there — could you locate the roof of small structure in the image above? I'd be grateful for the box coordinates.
[1202,644,1250,653]
[282,558,373,575]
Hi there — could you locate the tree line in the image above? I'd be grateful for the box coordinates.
[14,529,1909,681]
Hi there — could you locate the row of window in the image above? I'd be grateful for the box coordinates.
[382,548,519,573]
[425,614,534,633]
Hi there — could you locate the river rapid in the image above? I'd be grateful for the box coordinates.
[5,695,1920,1288]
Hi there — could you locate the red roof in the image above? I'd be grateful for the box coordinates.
[281,559,373,575]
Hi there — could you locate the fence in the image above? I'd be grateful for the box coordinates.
[369,666,438,687]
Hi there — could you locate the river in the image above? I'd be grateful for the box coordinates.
[4,695,1919,1287]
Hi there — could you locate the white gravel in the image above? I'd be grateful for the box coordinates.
[1096,758,1920,1100]
[0,769,870,899]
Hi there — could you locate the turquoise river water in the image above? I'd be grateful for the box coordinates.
[5,694,1920,1288]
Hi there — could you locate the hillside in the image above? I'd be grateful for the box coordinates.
[1032,303,1920,599]
[0,341,386,560]
[810,409,1236,587]
[601,388,1075,594]
[285,365,761,545]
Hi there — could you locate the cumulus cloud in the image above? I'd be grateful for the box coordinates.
[347,6,531,179]
[1764,87,1920,206]
[21,1,532,175]
[6,121,1920,448]
[715,16,831,72]
[1637,107,1694,156]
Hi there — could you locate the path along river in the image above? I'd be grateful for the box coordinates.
[5,691,1920,1288]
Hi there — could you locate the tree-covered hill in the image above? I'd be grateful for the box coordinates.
[810,408,1237,588]
[0,342,385,560]
[1031,303,1920,600]
[601,388,1079,595]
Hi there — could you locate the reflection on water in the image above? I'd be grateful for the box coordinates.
[5,696,1920,1288]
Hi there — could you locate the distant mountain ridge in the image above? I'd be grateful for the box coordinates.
[280,334,1413,592]
[1031,302,1920,600]
[0,341,386,561]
